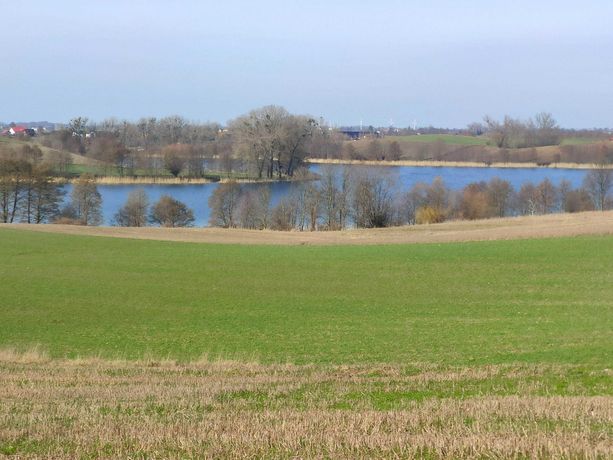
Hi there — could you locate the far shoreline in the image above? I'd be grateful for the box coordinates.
[305,158,610,170]
[48,159,607,186]
[60,175,318,186]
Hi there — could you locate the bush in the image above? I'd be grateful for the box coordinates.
[149,195,195,227]
[415,206,445,224]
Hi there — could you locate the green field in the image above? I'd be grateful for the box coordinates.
[1,228,611,366]
[1,228,612,457]
[392,134,490,146]
[560,136,610,146]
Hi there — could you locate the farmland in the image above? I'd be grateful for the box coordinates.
[391,134,490,146]
[0,227,612,457]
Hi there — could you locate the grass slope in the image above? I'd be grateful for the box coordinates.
[1,228,611,366]
[392,134,490,145]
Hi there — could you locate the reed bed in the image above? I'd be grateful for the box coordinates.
[306,158,612,170]
[1,352,611,458]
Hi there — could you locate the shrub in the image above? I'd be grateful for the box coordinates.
[415,206,445,224]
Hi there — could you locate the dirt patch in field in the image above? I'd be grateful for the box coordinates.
[2,211,613,245]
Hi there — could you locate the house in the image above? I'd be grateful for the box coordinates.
[8,126,27,136]
[2,126,36,137]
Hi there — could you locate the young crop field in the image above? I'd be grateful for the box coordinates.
[0,228,611,458]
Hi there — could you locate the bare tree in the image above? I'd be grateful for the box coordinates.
[535,179,558,214]
[518,183,539,215]
[70,174,102,225]
[483,113,560,149]
[352,173,395,228]
[163,148,185,177]
[486,177,514,217]
[398,182,428,225]
[230,106,314,179]
[583,166,612,211]
[230,106,286,179]
[459,182,490,220]
[236,186,270,229]
[388,141,402,161]
[270,196,298,230]
[425,177,450,214]
[559,180,594,213]
[159,116,187,145]
[21,165,64,224]
[319,166,340,230]
[294,183,320,231]
[149,195,194,227]
[366,139,383,160]
[208,182,242,227]
[0,158,32,223]
[278,115,316,177]
[114,189,149,227]
[343,143,361,160]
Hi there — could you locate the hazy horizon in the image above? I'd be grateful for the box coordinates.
[2,0,612,128]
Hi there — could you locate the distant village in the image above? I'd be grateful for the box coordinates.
[0,121,60,137]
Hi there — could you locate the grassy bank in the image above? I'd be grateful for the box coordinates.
[392,134,490,146]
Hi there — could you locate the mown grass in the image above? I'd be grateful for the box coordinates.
[0,228,611,366]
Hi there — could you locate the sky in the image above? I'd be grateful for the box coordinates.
[1,0,612,128]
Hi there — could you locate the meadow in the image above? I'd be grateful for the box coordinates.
[392,134,490,146]
[0,228,611,457]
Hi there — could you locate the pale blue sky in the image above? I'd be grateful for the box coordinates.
[1,0,612,127]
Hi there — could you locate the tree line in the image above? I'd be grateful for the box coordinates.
[37,106,320,180]
[7,109,612,183]
[204,166,613,231]
[0,147,64,224]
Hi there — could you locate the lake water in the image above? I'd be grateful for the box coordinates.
[62,164,589,226]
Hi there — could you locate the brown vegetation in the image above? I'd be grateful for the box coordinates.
[4,210,613,245]
[0,352,610,458]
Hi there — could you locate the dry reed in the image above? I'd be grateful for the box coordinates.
[306,158,613,170]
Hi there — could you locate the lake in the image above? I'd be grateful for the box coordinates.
[62,164,590,226]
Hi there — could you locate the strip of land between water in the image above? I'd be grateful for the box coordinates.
[306,158,612,170]
[3,210,613,245]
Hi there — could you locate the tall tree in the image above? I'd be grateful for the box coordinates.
[71,174,103,225]
[583,166,613,211]
[21,166,64,224]
[208,182,242,228]
[486,178,514,217]
[0,158,32,223]
[352,173,395,228]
